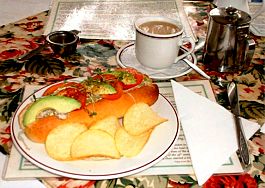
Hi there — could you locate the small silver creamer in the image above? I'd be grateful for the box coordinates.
[203,7,255,73]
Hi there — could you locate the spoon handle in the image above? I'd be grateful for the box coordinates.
[234,114,250,168]
[228,82,250,169]
[183,59,210,80]
[18,43,47,61]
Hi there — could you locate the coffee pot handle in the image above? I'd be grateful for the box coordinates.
[245,39,255,65]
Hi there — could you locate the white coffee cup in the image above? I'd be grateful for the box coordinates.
[134,16,195,70]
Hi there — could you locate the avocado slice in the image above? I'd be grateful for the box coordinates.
[92,83,116,95]
[23,95,81,127]
[82,79,117,95]
[106,70,136,85]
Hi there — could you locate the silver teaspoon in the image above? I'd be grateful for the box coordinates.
[227,81,250,169]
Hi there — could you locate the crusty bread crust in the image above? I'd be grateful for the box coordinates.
[24,109,95,143]
[85,84,159,118]
[23,84,159,143]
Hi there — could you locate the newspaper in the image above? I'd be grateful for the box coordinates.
[3,80,243,180]
[44,0,197,41]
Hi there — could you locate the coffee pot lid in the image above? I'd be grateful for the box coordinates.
[209,7,251,25]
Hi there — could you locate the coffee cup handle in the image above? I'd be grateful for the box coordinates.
[174,36,195,63]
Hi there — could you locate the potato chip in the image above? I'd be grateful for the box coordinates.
[115,127,152,157]
[124,102,167,135]
[45,123,87,161]
[90,116,120,137]
[71,129,120,159]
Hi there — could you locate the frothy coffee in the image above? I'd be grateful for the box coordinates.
[139,21,180,35]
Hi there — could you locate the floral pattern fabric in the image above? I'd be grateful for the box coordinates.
[0,2,264,188]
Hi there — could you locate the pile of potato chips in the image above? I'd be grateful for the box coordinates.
[45,102,167,161]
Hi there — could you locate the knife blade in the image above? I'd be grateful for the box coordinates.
[227,82,250,169]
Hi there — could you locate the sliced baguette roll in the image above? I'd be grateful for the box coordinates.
[71,129,120,159]
[45,123,88,161]
[22,84,158,143]
[85,84,159,119]
[24,109,95,143]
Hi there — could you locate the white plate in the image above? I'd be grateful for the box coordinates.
[11,78,180,180]
[116,42,197,80]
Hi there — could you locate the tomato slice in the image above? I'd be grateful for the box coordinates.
[117,68,144,90]
[43,82,87,108]
[43,82,82,96]
[43,83,67,96]
[101,81,123,100]
[57,88,87,108]
[92,74,117,82]
[92,68,144,90]
[122,73,143,90]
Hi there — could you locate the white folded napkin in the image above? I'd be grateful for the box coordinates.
[170,80,260,185]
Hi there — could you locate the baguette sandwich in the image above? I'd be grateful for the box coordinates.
[19,68,159,143]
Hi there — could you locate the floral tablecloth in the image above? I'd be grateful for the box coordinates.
[0,1,264,188]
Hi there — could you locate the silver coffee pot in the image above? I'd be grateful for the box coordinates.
[203,7,255,72]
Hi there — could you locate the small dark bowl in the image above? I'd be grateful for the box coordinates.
[46,31,79,57]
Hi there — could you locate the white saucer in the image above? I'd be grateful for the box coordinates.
[116,42,197,80]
